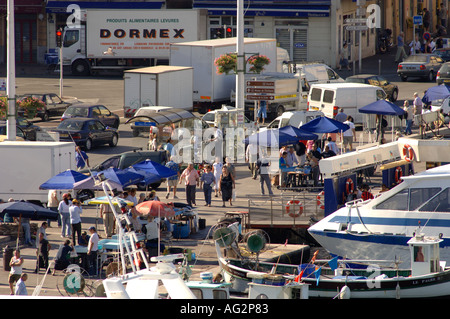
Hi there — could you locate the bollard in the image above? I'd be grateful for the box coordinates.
[379,59,382,75]
[3,245,13,271]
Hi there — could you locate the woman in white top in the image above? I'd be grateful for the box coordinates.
[213,157,223,197]
[58,193,72,238]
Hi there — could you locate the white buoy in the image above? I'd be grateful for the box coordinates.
[339,285,351,299]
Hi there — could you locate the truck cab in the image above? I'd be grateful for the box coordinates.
[62,25,91,76]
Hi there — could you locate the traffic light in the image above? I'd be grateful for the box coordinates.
[56,29,63,47]
[226,26,232,37]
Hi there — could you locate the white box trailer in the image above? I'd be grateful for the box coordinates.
[123,66,193,118]
[62,9,206,75]
[0,141,76,204]
[169,37,277,113]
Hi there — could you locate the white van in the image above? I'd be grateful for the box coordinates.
[307,83,387,125]
[263,110,324,130]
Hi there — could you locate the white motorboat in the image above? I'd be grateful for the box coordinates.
[308,163,450,265]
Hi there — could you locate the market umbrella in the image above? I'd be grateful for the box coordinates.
[135,200,176,217]
[299,116,350,133]
[39,169,88,190]
[244,129,299,147]
[0,201,58,221]
[132,160,177,179]
[84,196,135,207]
[126,167,161,186]
[359,99,405,142]
[95,167,143,188]
[422,84,450,104]
[359,99,405,116]
[278,125,319,140]
[72,176,124,191]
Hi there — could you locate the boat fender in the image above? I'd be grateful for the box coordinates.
[286,200,303,218]
[339,285,351,299]
[316,191,325,210]
[346,178,354,195]
[402,144,414,162]
[395,166,403,183]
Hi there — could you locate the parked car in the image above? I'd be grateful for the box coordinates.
[0,118,41,141]
[434,48,450,62]
[18,93,72,121]
[345,74,399,102]
[436,62,450,85]
[53,118,119,150]
[62,104,120,129]
[397,54,445,82]
[0,123,26,141]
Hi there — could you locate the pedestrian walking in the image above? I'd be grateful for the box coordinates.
[219,166,235,207]
[439,3,448,28]
[165,156,180,199]
[404,100,414,135]
[35,232,51,274]
[58,193,72,238]
[342,116,356,152]
[257,157,273,195]
[21,217,32,246]
[69,199,83,245]
[8,249,24,295]
[395,32,408,63]
[75,146,89,171]
[257,99,267,124]
[338,42,351,70]
[200,165,215,207]
[179,163,199,207]
[213,157,223,198]
[246,143,259,179]
[413,92,424,134]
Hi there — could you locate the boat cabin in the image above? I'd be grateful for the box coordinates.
[407,234,443,277]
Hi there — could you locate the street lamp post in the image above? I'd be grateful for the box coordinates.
[6,0,16,141]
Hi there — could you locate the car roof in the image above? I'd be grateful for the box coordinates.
[346,74,377,78]
[61,117,98,122]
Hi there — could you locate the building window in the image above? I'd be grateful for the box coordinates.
[208,16,254,39]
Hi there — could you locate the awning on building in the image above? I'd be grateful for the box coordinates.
[193,0,331,17]
[46,1,164,13]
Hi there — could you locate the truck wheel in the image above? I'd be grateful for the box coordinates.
[390,90,398,102]
[72,60,90,76]
[276,105,285,117]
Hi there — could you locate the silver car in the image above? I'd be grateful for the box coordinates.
[397,54,445,82]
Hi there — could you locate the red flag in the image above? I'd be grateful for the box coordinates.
[294,270,304,282]
[284,239,288,246]
[310,250,319,263]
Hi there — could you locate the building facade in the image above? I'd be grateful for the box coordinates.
[0,0,448,67]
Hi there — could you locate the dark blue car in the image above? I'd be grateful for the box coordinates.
[61,104,120,128]
[54,118,119,151]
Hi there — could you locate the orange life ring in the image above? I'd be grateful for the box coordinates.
[316,191,325,210]
[402,144,414,162]
[286,200,303,218]
[346,178,354,195]
[395,166,403,183]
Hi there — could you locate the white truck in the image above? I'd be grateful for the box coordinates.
[123,66,194,118]
[0,141,76,204]
[62,9,205,75]
[169,37,277,113]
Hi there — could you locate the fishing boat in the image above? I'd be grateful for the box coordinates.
[297,233,450,298]
[308,163,450,266]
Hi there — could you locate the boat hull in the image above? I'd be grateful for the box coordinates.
[302,270,450,298]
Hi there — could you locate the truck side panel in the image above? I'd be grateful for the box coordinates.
[124,73,144,117]
[0,142,76,203]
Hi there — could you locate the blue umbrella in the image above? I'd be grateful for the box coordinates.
[132,160,177,179]
[278,125,318,140]
[422,84,450,104]
[94,167,144,187]
[0,201,58,221]
[39,169,88,190]
[359,99,405,116]
[126,167,161,185]
[244,129,299,147]
[299,116,350,133]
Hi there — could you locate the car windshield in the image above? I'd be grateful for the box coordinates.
[65,106,89,117]
[404,55,428,63]
[58,120,84,130]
